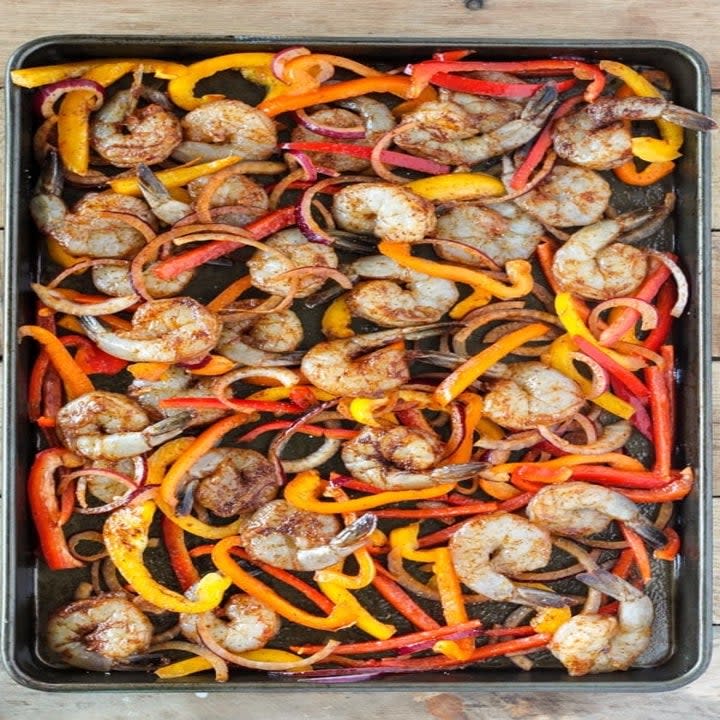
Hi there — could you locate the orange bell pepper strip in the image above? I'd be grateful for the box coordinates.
[161,516,200,592]
[321,295,354,339]
[620,524,652,585]
[434,323,549,406]
[654,527,681,561]
[443,393,484,464]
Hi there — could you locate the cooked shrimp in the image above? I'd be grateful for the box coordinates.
[82,458,139,503]
[341,425,486,490]
[55,391,191,461]
[332,182,436,243]
[549,569,653,675]
[551,196,674,300]
[345,255,459,327]
[526,481,667,546]
[185,448,279,518]
[30,152,157,258]
[240,499,377,571]
[449,513,569,607]
[435,201,545,266]
[46,595,153,671]
[449,88,524,133]
[174,99,277,162]
[553,96,717,170]
[137,164,193,225]
[482,361,585,431]
[187,172,270,225]
[301,323,452,397]
[217,302,304,366]
[91,261,194,299]
[90,82,182,167]
[246,228,339,298]
[79,297,223,363]
[393,85,557,165]
[507,163,611,228]
[180,592,280,653]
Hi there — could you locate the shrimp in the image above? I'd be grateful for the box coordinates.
[526,481,667,547]
[174,99,277,163]
[217,302,304,366]
[55,390,191,461]
[449,513,570,607]
[341,425,486,490]
[549,569,653,675]
[185,448,279,518]
[136,164,193,225]
[482,361,585,431]
[240,499,377,571]
[551,195,674,301]
[301,323,453,397]
[46,595,153,671]
[91,261,194,299]
[180,592,280,654]
[345,255,459,327]
[553,96,717,170]
[331,182,436,244]
[505,163,611,228]
[246,228,339,298]
[449,88,524,133]
[79,297,223,363]
[435,201,545,266]
[393,85,557,165]
[187,172,270,225]
[81,458,139,503]
[90,80,182,167]
[29,151,157,259]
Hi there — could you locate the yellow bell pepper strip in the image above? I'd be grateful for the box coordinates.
[434,323,549,406]
[321,294,354,339]
[19,325,94,400]
[109,156,241,196]
[155,656,214,679]
[379,241,534,301]
[103,500,230,613]
[317,580,396,640]
[405,172,505,201]
[348,397,397,428]
[126,361,172,382]
[211,536,359,631]
[449,287,492,319]
[631,137,682,162]
[285,470,455,514]
[187,355,237,376]
[491,452,645,476]
[315,547,376,590]
[530,606,572,634]
[167,53,288,110]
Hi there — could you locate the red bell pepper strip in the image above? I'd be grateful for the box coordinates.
[28,448,85,570]
[535,238,562,294]
[161,517,200,592]
[373,501,500,519]
[569,465,670,489]
[429,73,576,98]
[621,524,652,585]
[432,49,475,62]
[645,365,672,477]
[612,547,635,579]
[610,378,653,441]
[617,467,693,503]
[237,421,358,443]
[328,474,388,495]
[641,282,675,352]
[653,527,681,561]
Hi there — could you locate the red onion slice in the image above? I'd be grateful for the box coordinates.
[34,78,105,118]
[271,46,311,81]
[590,297,658,344]
[568,351,609,399]
[295,108,366,139]
[537,420,632,455]
[648,251,689,318]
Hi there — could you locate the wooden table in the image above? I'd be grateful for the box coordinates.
[1,2,719,717]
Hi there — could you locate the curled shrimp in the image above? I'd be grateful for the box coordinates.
[79,297,223,364]
[341,425,486,490]
[91,260,194,299]
[240,499,377,571]
[331,182,436,244]
[187,172,270,225]
[345,255,459,327]
[549,569,653,675]
[55,390,191,461]
[552,195,674,300]
[553,95,717,170]
[482,361,585,430]
[449,513,570,607]
[46,595,153,671]
[174,99,277,162]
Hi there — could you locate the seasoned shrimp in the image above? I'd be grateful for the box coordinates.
[79,297,223,363]
[551,195,674,300]
[46,595,153,671]
[526,481,667,546]
[174,99,277,162]
[82,458,139,503]
[449,513,569,607]
[332,182,436,244]
[393,85,557,165]
[187,172,270,225]
[553,96,717,170]
[506,163,611,228]
[246,228,339,298]
[449,88,524,133]
[345,255,459,327]
[301,323,452,397]
[55,391,191,461]
[240,499,377,571]
[30,152,157,259]
[341,425,486,490]
[217,302,304,366]
[482,361,585,431]
[435,201,545,266]
[180,592,280,653]
[91,261,194,299]
[549,569,653,675]
[137,164,193,225]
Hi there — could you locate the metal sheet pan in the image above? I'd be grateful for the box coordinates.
[2,35,713,692]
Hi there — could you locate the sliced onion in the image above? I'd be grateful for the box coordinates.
[269,667,390,683]
[31,282,138,316]
[370,121,420,183]
[286,150,319,181]
[48,258,128,289]
[414,236,501,270]
[474,430,541,451]
[591,297,658,343]
[537,420,632,455]
[67,531,107,562]
[281,435,342,472]
[568,351,609,399]
[212,367,300,410]
[151,640,228,682]
[277,265,354,289]
[648,250,689,317]
[271,46,311,81]
[34,78,105,118]
[295,108,366,139]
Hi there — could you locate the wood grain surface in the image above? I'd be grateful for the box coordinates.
[0,2,718,717]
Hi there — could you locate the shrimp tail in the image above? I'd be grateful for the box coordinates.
[137,163,168,201]
[661,103,718,131]
[329,230,378,255]
[429,461,489,482]
[619,192,675,246]
[36,147,64,196]
[331,513,378,549]
[576,568,645,602]
[513,586,576,608]
[625,519,668,549]
[398,322,464,342]
[144,412,194,445]
[521,83,559,122]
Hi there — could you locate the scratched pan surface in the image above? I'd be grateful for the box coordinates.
[1,36,713,692]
